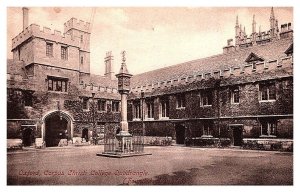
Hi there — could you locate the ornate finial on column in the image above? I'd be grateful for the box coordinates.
[121,50,126,64]
[118,50,130,74]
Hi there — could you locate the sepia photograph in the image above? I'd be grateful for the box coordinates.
[5,5,294,187]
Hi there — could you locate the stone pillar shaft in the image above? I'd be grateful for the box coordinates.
[121,94,127,123]
[119,93,129,134]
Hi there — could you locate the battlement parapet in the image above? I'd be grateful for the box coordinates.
[131,55,293,94]
[64,18,90,33]
[12,24,81,50]
[79,82,118,95]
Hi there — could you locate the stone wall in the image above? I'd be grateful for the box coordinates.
[127,72,293,143]
[33,39,81,72]
[129,121,175,138]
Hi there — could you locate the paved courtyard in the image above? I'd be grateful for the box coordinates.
[7,145,293,185]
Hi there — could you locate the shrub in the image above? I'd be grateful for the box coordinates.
[218,138,231,147]
[242,140,264,150]
[270,142,282,150]
[187,137,229,147]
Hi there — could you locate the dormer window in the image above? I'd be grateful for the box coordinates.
[284,43,293,56]
[245,52,264,70]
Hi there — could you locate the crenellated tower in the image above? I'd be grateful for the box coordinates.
[64,18,91,74]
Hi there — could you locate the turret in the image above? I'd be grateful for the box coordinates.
[64,18,90,52]
[64,18,91,74]
[252,15,257,45]
[252,15,256,34]
[104,51,115,79]
[270,7,275,30]
[235,16,240,46]
[269,7,278,40]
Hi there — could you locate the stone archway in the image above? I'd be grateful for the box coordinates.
[42,111,73,147]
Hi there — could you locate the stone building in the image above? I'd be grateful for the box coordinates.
[127,8,293,150]
[7,9,120,147]
[7,8,293,150]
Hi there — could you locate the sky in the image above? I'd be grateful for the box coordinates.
[7,7,293,76]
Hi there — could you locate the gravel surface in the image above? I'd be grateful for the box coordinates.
[7,145,293,185]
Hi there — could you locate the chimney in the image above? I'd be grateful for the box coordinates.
[281,24,286,32]
[223,39,235,54]
[280,23,293,39]
[288,23,292,30]
[22,7,29,31]
[227,39,233,46]
[104,51,115,79]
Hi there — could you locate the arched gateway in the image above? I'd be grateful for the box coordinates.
[42,111,73,147]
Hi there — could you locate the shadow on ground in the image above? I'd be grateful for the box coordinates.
[133,168,199,185]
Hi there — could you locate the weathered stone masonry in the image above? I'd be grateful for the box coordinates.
[7,8,293,151]
[127,8,293,150]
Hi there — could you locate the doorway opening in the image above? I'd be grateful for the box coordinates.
[230,125,243,146]
[45,113,70,147]
[22,128,34,147]
[175,124,186,144]
[82,128,89,142]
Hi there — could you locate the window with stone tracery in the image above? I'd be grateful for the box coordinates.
[47,76,68,92]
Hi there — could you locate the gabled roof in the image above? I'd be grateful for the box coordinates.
[131,38,293,88]
[245,52,264,63]
[284,43,293,55]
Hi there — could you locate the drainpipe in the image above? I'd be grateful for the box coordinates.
[216,80,221,145]
[92,92,97,145]
[141,91,145,152]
